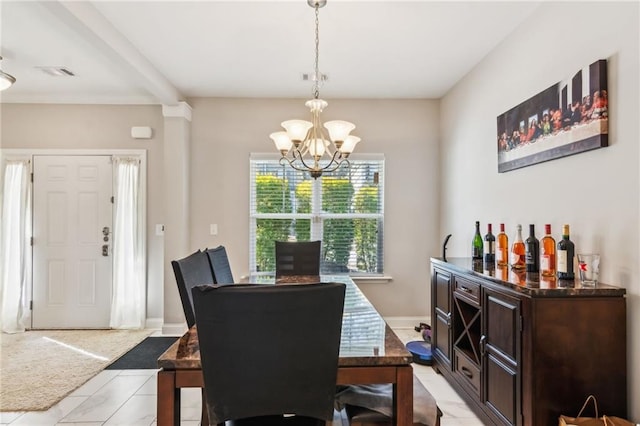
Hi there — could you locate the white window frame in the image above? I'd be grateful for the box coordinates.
[249,153,385,277]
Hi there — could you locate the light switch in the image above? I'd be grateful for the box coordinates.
[156,224,165,236]
[210,224,218,235]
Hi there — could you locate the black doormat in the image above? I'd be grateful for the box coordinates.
[106,336,178,370]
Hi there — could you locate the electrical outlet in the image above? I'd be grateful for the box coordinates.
[210,224,218,235]
[156,224,164,236]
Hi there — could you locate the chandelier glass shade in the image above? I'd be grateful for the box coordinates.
[0,56,16,91]
[269,0,360,179]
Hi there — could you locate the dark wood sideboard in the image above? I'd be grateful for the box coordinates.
[430,257,627,426]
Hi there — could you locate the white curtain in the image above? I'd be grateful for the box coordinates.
[110,157,146,329]
[0,160,31,333]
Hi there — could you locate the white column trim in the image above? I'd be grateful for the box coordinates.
[162,102,193,122]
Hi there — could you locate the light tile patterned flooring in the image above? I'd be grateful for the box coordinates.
[0,328,483,426]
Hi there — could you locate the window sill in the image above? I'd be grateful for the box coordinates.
[351,275,393,284]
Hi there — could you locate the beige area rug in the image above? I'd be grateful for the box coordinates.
[0,329,152,412]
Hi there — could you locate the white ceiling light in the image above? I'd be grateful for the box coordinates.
[0,56,17,91]
[269,0,360,179]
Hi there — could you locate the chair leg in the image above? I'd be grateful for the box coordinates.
[200,388,209,426]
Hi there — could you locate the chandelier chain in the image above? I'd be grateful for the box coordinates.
[313,4,320,99]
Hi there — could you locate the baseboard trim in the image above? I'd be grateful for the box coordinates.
[161,322,188,336]
[144,317,163,330]
[383,316,431,329]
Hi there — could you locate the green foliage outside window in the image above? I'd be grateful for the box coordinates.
[321,178,354,269]
[254,171,380,274]
[354,184,379,272]
[255,175,291,272]
[294,180,312,241]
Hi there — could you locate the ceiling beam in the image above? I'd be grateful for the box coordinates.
[41,1,183,105]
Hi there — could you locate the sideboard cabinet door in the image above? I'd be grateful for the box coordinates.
[482,287,522,426]
[432,267,453,370]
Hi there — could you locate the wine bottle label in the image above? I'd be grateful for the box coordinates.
[484,241,495,254]
[557,250,568,273]
[510,252,520,264]
[496,251,503,261]
[541,255,550,271]
[525,251,534,264]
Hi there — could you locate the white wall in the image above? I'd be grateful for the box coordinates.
[440,2,639,419]
[188,97,440,317]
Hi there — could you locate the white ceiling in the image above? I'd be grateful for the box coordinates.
[0,1,541,105]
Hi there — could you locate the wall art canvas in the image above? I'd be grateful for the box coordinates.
[497,59,608,173]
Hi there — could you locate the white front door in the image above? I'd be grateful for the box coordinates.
[32,155,113,328]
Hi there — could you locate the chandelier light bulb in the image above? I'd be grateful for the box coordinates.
[281,120,313,147]
[308,138,328,159]
[270,132,293,155]
[324,120,355,146]
[339,136,361,157]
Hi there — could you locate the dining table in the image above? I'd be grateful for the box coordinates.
[156,274,414,426]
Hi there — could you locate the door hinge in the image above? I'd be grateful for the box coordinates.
[31,172,34,182]
[30,237,34,246]
[30,300,33,310]
[111,196,114,204]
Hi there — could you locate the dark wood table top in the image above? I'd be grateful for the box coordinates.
[158,274,412,370]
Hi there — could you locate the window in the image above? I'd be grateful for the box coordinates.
[250,154,384,276]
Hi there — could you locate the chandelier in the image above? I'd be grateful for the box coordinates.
[269,0,360,179]
[0,56,17,91]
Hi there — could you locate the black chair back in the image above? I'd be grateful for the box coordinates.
[275,240,321,277]
[171,250,215,328]
[206,245,235,284]
[192,282,346,425]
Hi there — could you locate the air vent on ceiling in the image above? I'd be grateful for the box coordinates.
[36,67,75,77]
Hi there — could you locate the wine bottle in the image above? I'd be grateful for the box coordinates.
[510,224,526,269]
[557,224,575,280]
[484,223,495,264]
[472,221,483,260]
[540,224,556,277]
[496,223,509,267]
[525,224,539,273]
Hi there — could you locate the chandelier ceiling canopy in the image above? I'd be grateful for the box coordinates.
[269,0,360,179]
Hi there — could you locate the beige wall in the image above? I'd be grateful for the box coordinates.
[188,97,440,317]
[440,2,639,418]
[0,104,166,321]
[0,98,440,324]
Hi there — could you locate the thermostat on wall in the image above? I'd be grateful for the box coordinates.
[131,126,153,139]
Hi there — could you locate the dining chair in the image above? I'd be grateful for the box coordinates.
[341,374,442,426]
[275,240,321,277]
[205,245,235,284]
[191,281,346,426]
[171,250,215,328]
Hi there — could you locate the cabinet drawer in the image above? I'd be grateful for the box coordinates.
[454,277,480,305]
[454,349,481,397]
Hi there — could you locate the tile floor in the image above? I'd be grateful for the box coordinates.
[0,328,483,426]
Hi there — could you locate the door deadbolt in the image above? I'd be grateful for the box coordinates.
[102,244,109,257]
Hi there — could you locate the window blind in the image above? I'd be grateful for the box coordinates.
[249,155,385,276]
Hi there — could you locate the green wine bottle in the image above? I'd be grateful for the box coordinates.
[472,221,483,260]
